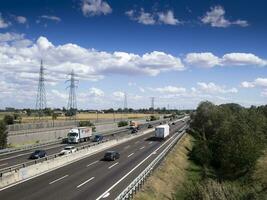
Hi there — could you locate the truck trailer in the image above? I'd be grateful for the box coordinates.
[155,124,170,139]
[67,127,92,143]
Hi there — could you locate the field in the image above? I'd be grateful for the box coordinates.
[0,112,156,123]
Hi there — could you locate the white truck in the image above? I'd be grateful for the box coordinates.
[67,127,92,143]
[155,124,170,139]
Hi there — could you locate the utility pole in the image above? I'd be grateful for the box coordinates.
[123,92,128,111]
[150,97,155,114]
[36,60,47,119]
[66,70,78,119]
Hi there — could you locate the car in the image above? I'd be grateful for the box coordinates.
[93,134,104,142]
[59,146,77,155]
[148,124,153,128]
[29,150,46,159]
[131,128,138,134]
[104,151,120,161]
[172,122,175,125]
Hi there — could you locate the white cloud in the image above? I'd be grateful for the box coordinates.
[112,91,124,100]
[126,9,180,26]
[201,6,249,28]
[139,87,145,93]
[88,87,104,97]
[149,86,186,94]
[41,15,61,22]
[0,13,10,28]
[16,16,27,24]
[184,52,267,68]
[158,11,180,25]
[184,52,220,68]
[197,82,238,94]
[82,0,112,16]
[261,89,267,97]
[241,81,255,88]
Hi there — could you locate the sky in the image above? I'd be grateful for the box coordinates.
[0,0,267,110]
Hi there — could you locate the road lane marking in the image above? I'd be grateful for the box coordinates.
[0,153,28,161]
[96,132,178,200]
[86,160,99,167]
[0,163,8,167]
[134,141,139,144]
[77,177,95,188]
[108,162,119,169]
[148,142,153,144]
[102,192,110,198]
[127,153,134,158]
[140,146,145,150]
[124,145,130,149]
[49,175,69,185]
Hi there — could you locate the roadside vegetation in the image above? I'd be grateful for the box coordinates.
[117,120,129,127]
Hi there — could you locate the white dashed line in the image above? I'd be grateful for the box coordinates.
[86,160,99,167]
[108,162,119,169]
[127,153,134,157]
[77,177,95,188]
[49,175,69,185]
[140,146,145,150]
[148,142,153,144]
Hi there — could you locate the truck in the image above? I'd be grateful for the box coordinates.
[130,121,140,129]
[155,124,170,139]
[67,127,92,143]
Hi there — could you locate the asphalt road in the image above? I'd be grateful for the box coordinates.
[0,120,187,200]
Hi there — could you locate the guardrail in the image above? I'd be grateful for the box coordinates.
[0,119,172,176]
[115,125,188,200]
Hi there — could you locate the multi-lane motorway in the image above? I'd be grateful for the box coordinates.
[0,120,187,200]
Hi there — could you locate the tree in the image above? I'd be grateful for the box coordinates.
[3,115,14,125]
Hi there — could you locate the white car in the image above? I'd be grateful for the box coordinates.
[59,146,77,155]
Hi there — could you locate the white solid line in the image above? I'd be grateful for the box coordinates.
[0,153,27,161]
[49,175,69,185]
[95,133,177,200]
[0,163,8,167]
[108,162,119,169]
[127,153,134,158]
[77,177,95,188]
[140,146,145,150]
[87,160,99,167]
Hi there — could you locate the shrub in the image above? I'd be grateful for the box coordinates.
[79,121,96,132]
[118,121,128,127]
[0,120,7,149]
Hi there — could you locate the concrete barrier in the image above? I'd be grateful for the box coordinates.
[0,128,154,189]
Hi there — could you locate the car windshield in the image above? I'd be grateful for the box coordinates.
[34,150,41,154]
[105,152,114,156]
[68,132,78,137]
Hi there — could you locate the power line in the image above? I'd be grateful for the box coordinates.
[124,92,127,110]
[66,70,78,114]
[150,97,155,111]
[35,60,47,117]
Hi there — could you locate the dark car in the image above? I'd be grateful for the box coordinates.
[29,150,46,159]
[131,128,138,134]
[104,151,120,161]
[148,124,153,128]
[172,122,175,125]
[93,134,104,142]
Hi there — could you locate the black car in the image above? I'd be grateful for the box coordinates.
[104,151,120,161]
[172,122,175,125]
[131,128,138,134]
[29,150,46,159]
[148,124,153,128]
[93,134,104,142]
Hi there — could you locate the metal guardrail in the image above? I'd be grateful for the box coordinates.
[0,119,170,176]
[115,126,188,200]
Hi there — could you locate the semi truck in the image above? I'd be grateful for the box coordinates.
[155,124,170,139]
[67,127,92,143]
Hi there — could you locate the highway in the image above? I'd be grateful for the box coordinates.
[0,120,187,200]
[0,125,145,170]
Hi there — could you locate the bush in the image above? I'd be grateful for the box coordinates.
[150,115,159,121]
[118,121,128,127]
[3,115,14,125]
[0,120,7,149]
[79,121,96,132]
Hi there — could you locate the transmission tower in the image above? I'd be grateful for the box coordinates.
[124,92,128,110]
[36,60,47,117]
[66,70,78,115]
[150,97,155,112]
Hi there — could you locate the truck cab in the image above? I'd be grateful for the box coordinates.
[68,129,79,143]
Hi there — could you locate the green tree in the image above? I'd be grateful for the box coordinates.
[0,120,7,149]
[3,115,14,125]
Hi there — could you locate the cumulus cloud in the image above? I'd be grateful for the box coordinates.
[126,9,180,26]
[197,82,238,94]
[88,87,104,97]
[41,15,61,22]
[241,81,255,88]
[16,16,27,24]
[201,6,249,28]
[184,52,267,68]
[0,13,10,28]
[81,0,112,16]
[149,86,186,94]
[242,78,267,89]
[112,91,124,100]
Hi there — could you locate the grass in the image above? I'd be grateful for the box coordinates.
[134,134,194,200]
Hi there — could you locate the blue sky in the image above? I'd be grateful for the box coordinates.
[0,0,266,109]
